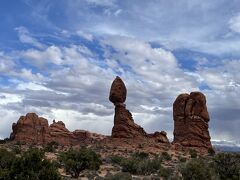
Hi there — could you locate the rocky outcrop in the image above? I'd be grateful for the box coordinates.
[10,113,106,145]
[49,120,74,145]
[109,76,169,143]
[110,76,147,138]
[173,92,212,150]
[147,131,169,143]
[10,113,51,144]
[112,103,147,138]
[109,76,127,104]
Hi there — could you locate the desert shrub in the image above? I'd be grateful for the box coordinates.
[59,147,102,178]
[44,141,59,152]
[0,148,16,179]
[180,158,212,180]
[158,166,173,179]
[213,152,240,180]
[13,145,21,154]
[189,149,197,158]
[0,138,10,144]
[208,148,215,156]
[9,148,61,180]
[110,155,124,165]
[0,149,16,169]
[179,156,187,162]
[0,148,61,180]
[0,140,6,144]
[161,151,171,161]
[122,155,163,176]
[105,172,132,180]
[121,158,138,174]
[132,151,149,160]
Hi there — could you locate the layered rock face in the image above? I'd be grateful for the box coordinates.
[173,92,212,150]
[10,113,105,145]
[10,113,51,144]
[109,76,169,143]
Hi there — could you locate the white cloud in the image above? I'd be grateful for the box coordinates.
[0,33,239,143]
[0,52,15,74]
[16,82,50,91]
[85,0,116,7]
[76,31,94,41]
[0,93,22,105]
[15,26,45,49]
[229,13,240,33]
[46,109,113,135]
[22,45,62,66]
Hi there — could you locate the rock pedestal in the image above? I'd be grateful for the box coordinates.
[173,92,212,150]
[109,76,147,138]
[112,103,147,138]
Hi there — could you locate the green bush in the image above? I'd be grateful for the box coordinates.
[180,158,212,180]
[158,166,173,179]
[0,138,10,144]
[0,148,61,180]
[13,145,21,154]
[121,158,138,174]
[179,156,186,162]
[189,149,197,158]
[161,151,171,161]
[44,141,59,152]
[213,153,240,180]
[59,147,102,178]
[208,148,215,156]
[121,155,163,176]
[132,152,149,160]
[0,148,16,179]
[110,155,124,165]
[105,172,132,180]
[0,140,6,144]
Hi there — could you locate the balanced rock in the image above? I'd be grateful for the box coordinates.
[110,76,147,138]
[173,92,212,150]
[109,76,127,104]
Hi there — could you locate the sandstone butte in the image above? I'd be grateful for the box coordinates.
[9,76,213,153]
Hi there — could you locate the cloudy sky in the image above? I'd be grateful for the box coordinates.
[0,0,239,144]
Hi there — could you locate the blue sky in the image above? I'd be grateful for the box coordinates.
[0,0,240,145]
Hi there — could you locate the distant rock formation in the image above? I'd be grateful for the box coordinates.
[173,92,212,150]
[109,76,169,143]
[10,113,105,145]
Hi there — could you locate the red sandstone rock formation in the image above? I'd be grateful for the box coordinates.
[173,92,212,150]
[109,76,127,104]
[109,76,169,143]
[110,76,147,138]
[10,113,106,145]
[49,120,74,145]
[10,113,50,144]
[147,131,169,143]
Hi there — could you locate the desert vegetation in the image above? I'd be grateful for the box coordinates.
[0,143,239,180]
